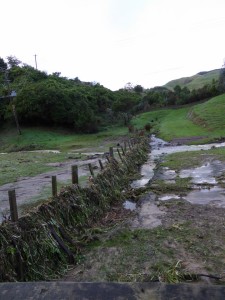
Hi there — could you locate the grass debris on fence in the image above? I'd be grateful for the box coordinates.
[0,136,149,282]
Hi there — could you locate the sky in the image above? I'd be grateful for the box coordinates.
[1,0,225,90]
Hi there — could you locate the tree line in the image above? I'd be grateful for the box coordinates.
[0,56,225,133]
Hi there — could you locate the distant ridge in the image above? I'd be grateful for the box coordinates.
[164,69,220,91]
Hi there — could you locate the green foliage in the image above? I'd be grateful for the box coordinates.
[0,64,117,132]
[7,55,22,68]
[1,58,224,133]
[134,84,144,93]
[0,57,7,70]
[113,90,141,113]
[218,64,225,92]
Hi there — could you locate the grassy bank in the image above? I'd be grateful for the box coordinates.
[132,93,225,142]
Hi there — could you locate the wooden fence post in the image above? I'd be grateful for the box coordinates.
[124,142,127,152]
[106,155,111,163]
[8,189,18,222]
[71,165,78,184]
[109,147,114,158]
[121,146,125,156]
[117,148,123,162]
[52,175,57,197]
[99,159,104,170]
[88,163,95,177]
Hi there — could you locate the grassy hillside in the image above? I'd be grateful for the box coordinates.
[189,94,225,132]
[164,69,220,91]
[132,93,225,142]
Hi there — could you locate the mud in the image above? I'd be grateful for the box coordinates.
[131,192,165,229]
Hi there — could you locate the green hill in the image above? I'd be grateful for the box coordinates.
[164,69,220,91]
[132,93,225,142]
[189,93,225,132]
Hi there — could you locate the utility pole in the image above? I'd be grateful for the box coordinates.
[34,54,37,69]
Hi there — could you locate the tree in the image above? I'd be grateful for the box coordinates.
[134,84,144,93]
[124,82,134,91]
[7,56,22,68]
[0,57,7,70]
[218,61,225,92]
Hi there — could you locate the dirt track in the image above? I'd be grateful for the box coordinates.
[0,155,105,221]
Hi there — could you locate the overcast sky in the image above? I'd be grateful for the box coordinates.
[1,0,225,90]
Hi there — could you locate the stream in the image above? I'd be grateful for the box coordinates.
[124,135,225,229]
[130,135,225,209]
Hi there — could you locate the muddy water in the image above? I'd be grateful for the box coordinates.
[131,135,225,189]
[151,136,225,157]
[129,135,225,218]
[180,160,225,184]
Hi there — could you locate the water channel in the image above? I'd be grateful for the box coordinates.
[131,135,225,209]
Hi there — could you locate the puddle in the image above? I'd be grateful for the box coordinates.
[159,194,181,201]
[131,135,225,209]
[180,160,225,185]
[131,161,156,188]
[123,200,136,211]
[185,186,225,208]
[131,135,225,189]
[157,187,225,208]
[22,150,61,154]
[156,167,177,181]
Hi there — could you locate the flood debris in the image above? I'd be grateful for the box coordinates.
[0,136,149,282]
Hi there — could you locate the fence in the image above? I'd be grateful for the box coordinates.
[0,136,149,282]
[4,138,138,223]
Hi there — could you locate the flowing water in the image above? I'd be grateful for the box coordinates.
[130,135,225,209]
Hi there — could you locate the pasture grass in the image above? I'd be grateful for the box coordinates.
[164,69,219,91]
[0,151,68,185]
[132,108,208,141]
[132,93,225,142]
[0,125,128,153]
[191,94,225,132]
